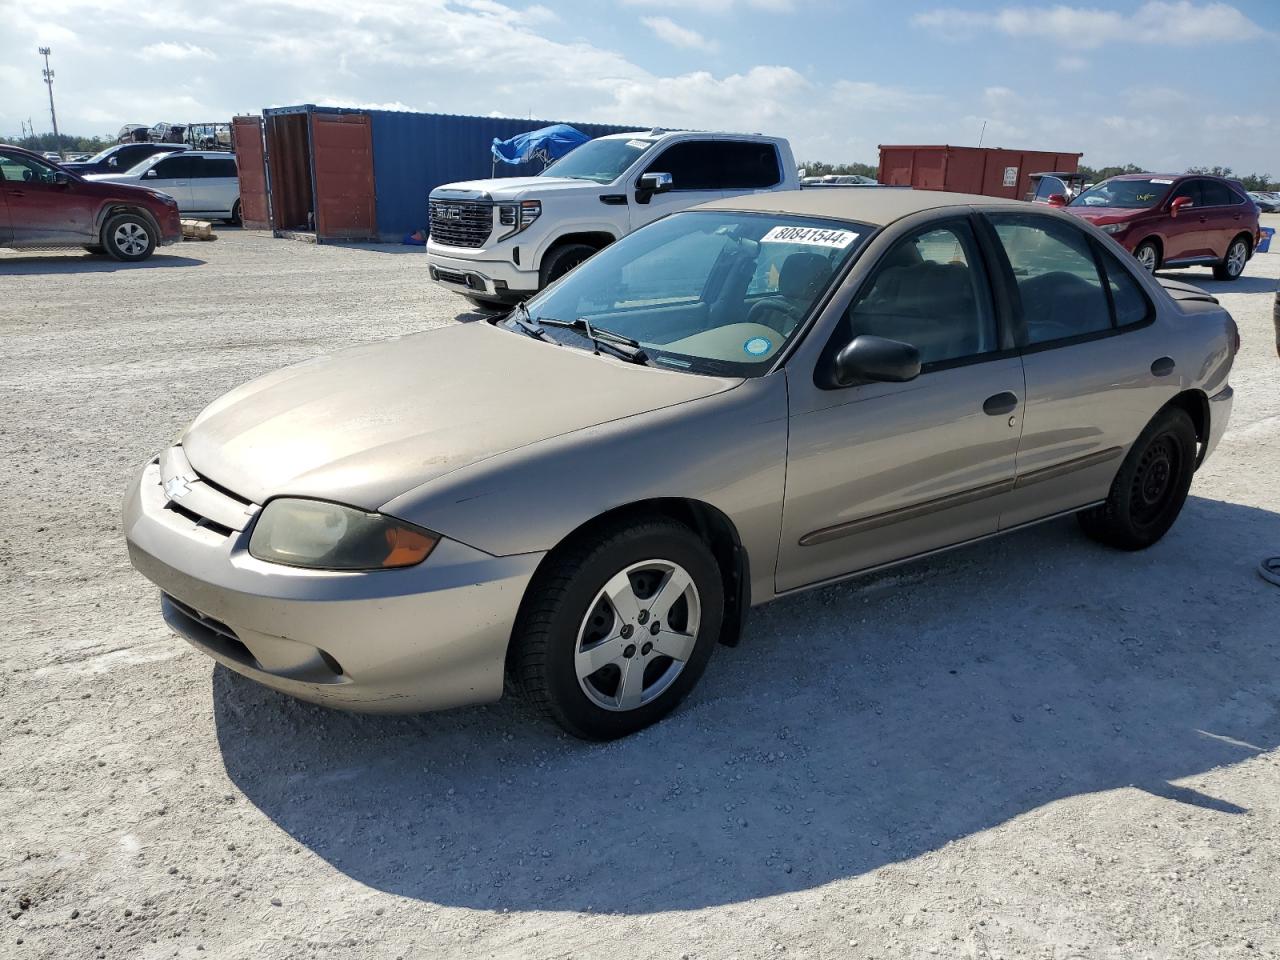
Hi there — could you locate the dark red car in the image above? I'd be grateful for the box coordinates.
[0,144,182,261]
[1065,173,1259,281]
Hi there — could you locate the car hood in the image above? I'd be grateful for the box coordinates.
[432,176,604,200]
[180,322,739,510]
[83,173,140,183]
[1065,206,1143,225]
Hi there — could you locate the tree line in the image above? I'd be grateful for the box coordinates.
[803,159,1279,192]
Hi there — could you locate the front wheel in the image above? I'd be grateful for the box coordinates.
[512,519,724,740]
[101,212,156,262]
[1077,406,1197,550]
[1213,237,1249,281]
[539,242,596,288]
[1133,240,1160,273]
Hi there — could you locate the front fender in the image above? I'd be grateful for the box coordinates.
[380,374,790,606]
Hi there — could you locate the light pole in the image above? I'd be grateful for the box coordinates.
[39,46,61,158]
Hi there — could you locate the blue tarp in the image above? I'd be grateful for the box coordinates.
[491,124,591,167]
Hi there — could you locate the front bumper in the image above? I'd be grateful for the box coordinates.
[123,457,542,713]
[426,245,539,301]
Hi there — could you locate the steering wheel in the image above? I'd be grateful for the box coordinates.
[746,297,799,335]
[22,169,34,183]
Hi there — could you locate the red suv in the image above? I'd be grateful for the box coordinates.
[0,144,182,261]
[1065,173,1259,281]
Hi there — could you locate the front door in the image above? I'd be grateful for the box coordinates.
[1163,179,1207,262]
[980,212,1182,526]
[778,218,1024,592]
[140,154,194,211]
[0,150,97,245]
[628,140,724,232]
[0,184,11,245]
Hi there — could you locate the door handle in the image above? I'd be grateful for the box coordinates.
[983,391,1019,416]
[1151,357,1176,377]
[9,190,24,198]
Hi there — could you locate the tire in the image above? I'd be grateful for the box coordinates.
[101,212,156,262]
[1212,236,1249,281]
[513,518,724,740]
[226,200,242,226]
[1133,240,1160,274]
[539,242,596,288]
[82,244,106,255]
[1077,406,1197,550]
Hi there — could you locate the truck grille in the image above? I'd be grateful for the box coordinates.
[429,200,493,248]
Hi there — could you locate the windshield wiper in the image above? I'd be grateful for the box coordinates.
[536,317,650,365]
[505,301,554,342]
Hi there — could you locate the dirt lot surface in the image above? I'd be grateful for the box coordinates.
[2,225,1279,960]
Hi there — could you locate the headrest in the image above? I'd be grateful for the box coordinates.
[778,252,831,299]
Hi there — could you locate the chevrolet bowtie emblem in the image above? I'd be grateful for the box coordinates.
[163,475,193,501]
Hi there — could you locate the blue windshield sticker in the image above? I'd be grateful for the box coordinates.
[744,336,772,357]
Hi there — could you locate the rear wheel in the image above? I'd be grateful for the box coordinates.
[539,242,596,288]
[1133,240,1160,273]
[1213,236,1249,281]
[513,518,724,740]
[101,213,156,262]
[1077,406,1197,550]
[226,199,242,226]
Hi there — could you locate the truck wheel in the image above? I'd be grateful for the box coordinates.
[1212,236,1249,281]
[102,213,157,262]
[539,243,596,287]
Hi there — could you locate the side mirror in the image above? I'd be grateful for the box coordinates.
[833,335,921,386]
[1170,196,1193,218]
[635,171,673,205]
[1046,193,1068,207]
[108,157,119,167]
[53,171,72,186]
[145,169,158,178]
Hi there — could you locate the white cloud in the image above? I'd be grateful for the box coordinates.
[642,16,718,51]
[623,0,793,11]
[913,1,1268,49]
[139,42,217,61]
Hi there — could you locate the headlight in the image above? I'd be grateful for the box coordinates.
[1099,222,1128,235]
[249,499,439,570]
[497,200,542,240]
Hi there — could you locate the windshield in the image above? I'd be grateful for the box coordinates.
[85,146,118,164]
[539,137,654,184]
[508,211,872,376]
[1069,177,1173,209]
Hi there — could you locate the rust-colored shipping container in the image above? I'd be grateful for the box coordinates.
[878,145,1083,200]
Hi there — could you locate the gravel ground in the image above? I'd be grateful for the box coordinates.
[2,223,1279,960]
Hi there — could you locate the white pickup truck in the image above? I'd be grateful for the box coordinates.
[426,129,800,307]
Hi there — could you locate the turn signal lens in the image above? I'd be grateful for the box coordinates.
[249,498,439,571]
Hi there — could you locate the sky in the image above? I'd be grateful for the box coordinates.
[1,0,1278,172]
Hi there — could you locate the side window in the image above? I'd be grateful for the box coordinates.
[839,221,997,367]
[152,156,192,179]
[1170,180,1202,208]
[1034,176,1066,202]
[1097,247,1152,327]
[1199,179,1234,207]
[205,158,237,178]
[119,146,147,167]
[0,152,56,184]
[714,142,781,189]
[644,141,720,191]
[989,215,1111,345]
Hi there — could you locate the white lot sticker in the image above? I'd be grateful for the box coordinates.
[627,139,651,149]
[761,226,859,248]
[1150,178,1174,184]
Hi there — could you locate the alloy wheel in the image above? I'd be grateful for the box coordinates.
[574,559,701,712]
[1226,240,1247,277]
[1136,244,1157,273]
[113,222,150,257]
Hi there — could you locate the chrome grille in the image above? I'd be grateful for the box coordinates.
[429,200,493,248]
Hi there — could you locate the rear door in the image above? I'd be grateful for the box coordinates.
[0,149,97,244]
[628,140,725,231]
[1198,179,1248,259]
[231,116,269,229]
[714,140,784,202]
[142,154,194,210]
[189,156,238,216]
[981,212,1179,527]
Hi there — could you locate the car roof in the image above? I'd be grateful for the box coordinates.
[697,188,1014,226]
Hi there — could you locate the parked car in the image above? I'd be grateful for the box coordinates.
[87,150,240,223]
[149,122,188,144]
[1025,171,1087,205]
[59,142,187,176]
[1248,191,1280,213]
[427,129,801,308]
[125,189,1237,739]
[0,143,181,260]
[1065,173,1260,279]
